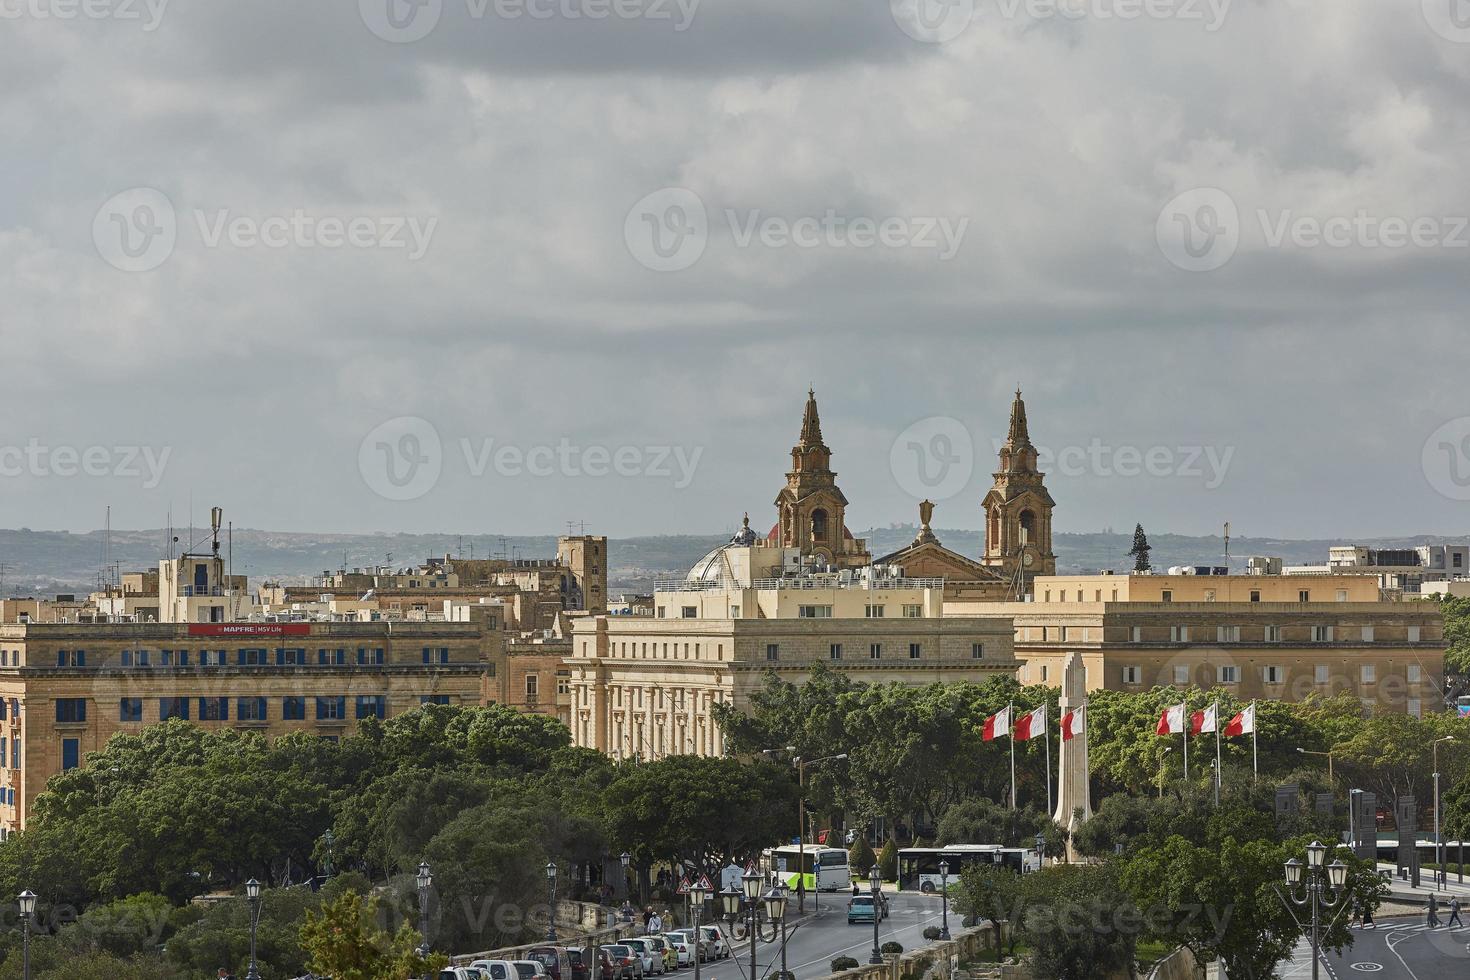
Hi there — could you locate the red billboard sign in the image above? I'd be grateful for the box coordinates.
[186,623,312,637]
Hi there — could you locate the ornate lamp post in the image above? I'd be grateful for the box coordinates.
[416,862,434,958]
[938,861,951,940]
[620,851,632,905]
[763,885,790,980]
[545,861,560,942]
[1284,841,1347,980]
[244,879,263,980]
[868,863,883,965]
[18,890,36,980]
[689,880,708,980]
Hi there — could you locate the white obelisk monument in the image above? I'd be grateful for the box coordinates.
[1053,651,1093,835]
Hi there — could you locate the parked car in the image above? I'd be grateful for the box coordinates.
[593,947,620,980]
[564,948,590,980]
[664,932,696,966]
[601,944,644,980]
[441,970,485,980]
[526,946,563,980]
[512,961,551,980]
[645,935,678,971]
[470,961,519,980]
[847,894,887,925]
[698,924,731,959]
[622,938,665,976]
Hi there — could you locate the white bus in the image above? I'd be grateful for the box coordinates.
[896,845,1042,892]
[763,845,852,893]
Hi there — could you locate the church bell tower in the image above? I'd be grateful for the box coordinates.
[981,389,1056,591]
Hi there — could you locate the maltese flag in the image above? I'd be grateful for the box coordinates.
[1013,705,1047,742]
[1223,704,1256,736]
[983,706,1011,742]
[1190,703,1217,736]
[1156,703,1186,735]
[1060,705,1086,742]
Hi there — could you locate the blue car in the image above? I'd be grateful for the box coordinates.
[847,895,886,925]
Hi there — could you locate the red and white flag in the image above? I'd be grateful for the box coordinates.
[1190,703,1217,736]
[1223,703,1255,736]
[1156,703,1186,735]
[1060,705,1086,742]
[983,706,1011,742]
[1013,705,1046,742]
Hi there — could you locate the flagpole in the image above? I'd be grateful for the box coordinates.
[1009,701,1016,810]
[1044,701,1053,822]
[1213,701,1221,806]
[1251,701,1258,782]
[1182,702,1189,782]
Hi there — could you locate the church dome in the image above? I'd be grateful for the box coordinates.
[688,514,757,582]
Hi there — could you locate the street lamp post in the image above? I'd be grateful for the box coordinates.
[938,861,951,940]
[767,747,847,914]
[620,852,632,905]
[1433,737,1456,887]
[1283,841,1347,980]
[546,861,559,942]
[689,881,707,980]
[416,862,433,958]
[764,885,790,980]
[18,890,36,980]
[869,864,883,965]
[245,879,263,980]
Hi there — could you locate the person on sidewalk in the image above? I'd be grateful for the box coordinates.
[1362,903,1375,929]
[1428,894,1441,928]
[1448,896,1464,928]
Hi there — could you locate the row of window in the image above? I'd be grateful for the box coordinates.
[35,647,464,669]
[1025,625,1426,643]
[53,695,454,725]
[1118,663,1422,685]
[795,604,926,619]
[759,642,986,661]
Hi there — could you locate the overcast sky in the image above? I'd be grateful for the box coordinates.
[2,0,1469,541]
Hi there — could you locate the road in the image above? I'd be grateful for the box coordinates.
[1277,914,1469,979]
[657,890,949,980]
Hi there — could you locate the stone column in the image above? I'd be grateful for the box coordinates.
[1052,651,1093,836]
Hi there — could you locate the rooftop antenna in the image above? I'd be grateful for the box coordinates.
[211,506,223,558]
[1223,521,1231,565]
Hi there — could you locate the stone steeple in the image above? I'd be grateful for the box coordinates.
[981,388,1056,589]
[773,389,868,568]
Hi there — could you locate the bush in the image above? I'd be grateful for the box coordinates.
[881,941,904,955]
[877,839,898,882]
[831,956,860,972]
[849,837,877,876]
[922,926,941,941]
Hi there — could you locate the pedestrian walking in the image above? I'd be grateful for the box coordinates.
[1362,904,1375,929]
[643,906,654,930]
[1428,893,1441,928]
[1449,896,1464,928]
[1351,901,1363,928]
[648,910,663,934]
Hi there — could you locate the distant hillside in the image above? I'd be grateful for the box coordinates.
[1,525,1465,598]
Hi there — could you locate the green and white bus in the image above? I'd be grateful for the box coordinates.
[896,845,1042,892]
[762,845,852,893]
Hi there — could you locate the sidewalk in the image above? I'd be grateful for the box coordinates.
[1375,861,1470,903]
